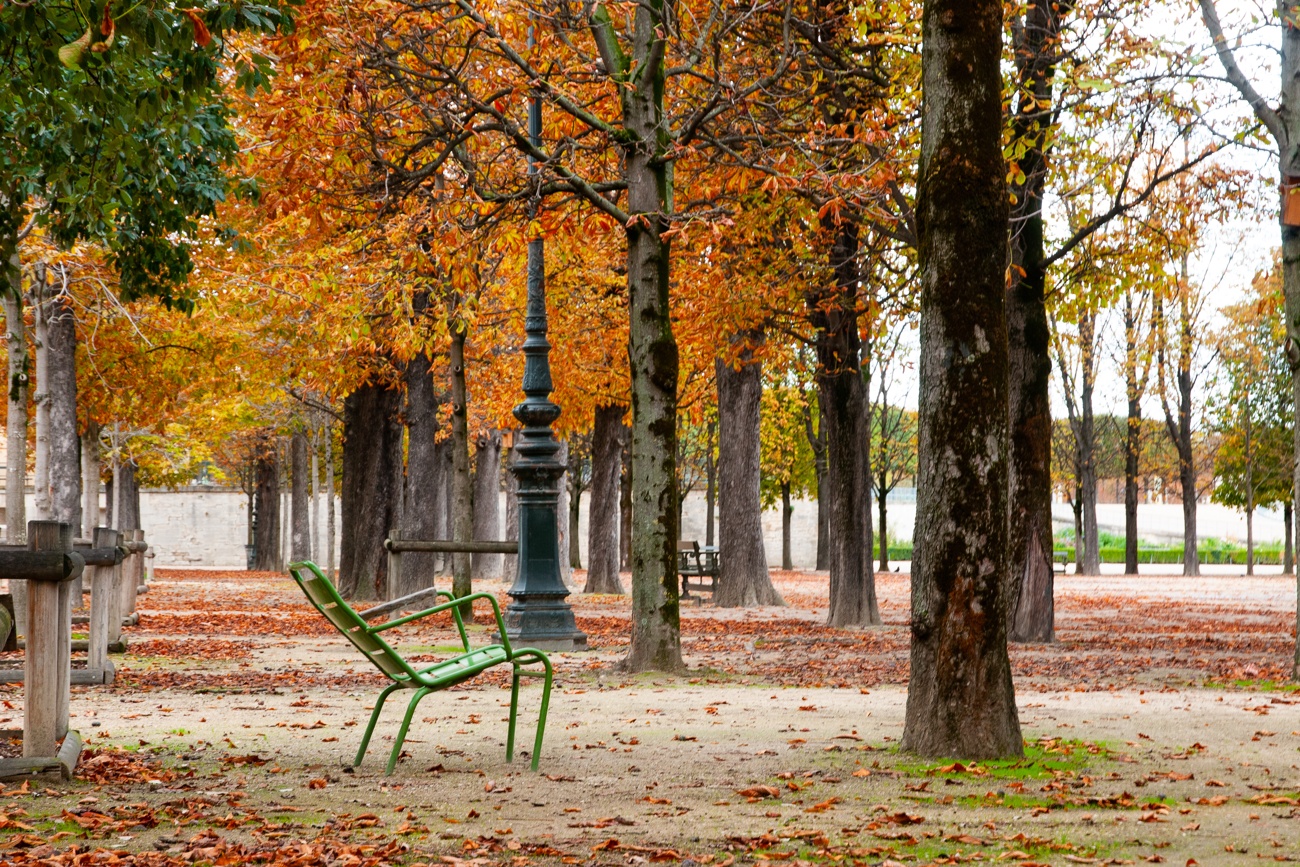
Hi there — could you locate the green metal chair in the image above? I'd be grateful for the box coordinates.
[288,561,553,774]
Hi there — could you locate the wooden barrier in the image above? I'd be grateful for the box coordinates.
[0,528,128,688]
[85,528,123,684]
[379,532,517,608]
[0,521,85,779]
[381,536,519,619]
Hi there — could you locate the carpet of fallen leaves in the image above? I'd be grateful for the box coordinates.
[89,567,1297,691]
[1,566,1296,867]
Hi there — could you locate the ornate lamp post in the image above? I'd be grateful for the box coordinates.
[503,32,587,651]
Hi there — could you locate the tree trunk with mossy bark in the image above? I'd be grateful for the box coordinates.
[902,0,1023,758]
[586,404,626,594]
[715,346,782,607]
[810,223,878,627]
[338,382,403,600]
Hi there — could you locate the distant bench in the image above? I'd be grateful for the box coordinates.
[677,541,719,599]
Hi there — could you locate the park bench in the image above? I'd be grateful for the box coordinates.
[677,540,720,599]
[1053,551,1068,574]
[288,560,553,774]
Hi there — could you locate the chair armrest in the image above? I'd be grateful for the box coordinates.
[370,592,513,654]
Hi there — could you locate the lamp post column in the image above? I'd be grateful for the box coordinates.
[503,38,587,652]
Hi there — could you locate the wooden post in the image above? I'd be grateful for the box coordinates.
[87,528,120,680]
[25,520,73,758]
[387,531,403,601]
[107,544,124,646]
[127,530,144,613]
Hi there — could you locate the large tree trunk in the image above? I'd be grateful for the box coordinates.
[1172,290,1199,576]
[1285,501,1293,576]
[472,430,503,579]
[433,437,451,574]
[504,444,520,580]
[1123,292,1143,576]
[253,436,281,571]
[715,346,783,607]
[878,485,889,573]
[619,428,632,570]
[82,422,100,538]
[586,404,626,594]
[1004,0,1061,643]
[567,440,583,570]
[619,21,683,669]
[810,223,879,627]
[782,482,794,571]
[902,0,1022,758]
[290,431,311,563]
[804,408,829,571]
[704,420,716,547]
[556,438,572,588]
[32,265,50,521]
[1078,313,1101,575]
[115,459,140,531]
[3,251,28,544]
[338,382,403,600]
[400,307,443,595]
[448,322,474,607]
[326,424,337,578]
[45,282,80,529]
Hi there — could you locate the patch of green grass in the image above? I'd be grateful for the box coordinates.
[888,737,1115,782]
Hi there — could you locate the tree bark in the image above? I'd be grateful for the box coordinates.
[878,483,889,573]
[504,444,520,580]
[472,430,503,579]
[705,420,716,547]
[32,264,50,521]
[326,423,337,579]
[1123,291,1143,576]
[1285,501,1293,576]
[556,438,572,588]
[253,435,281,571]
[715,347,783,607]
[1004,0,1062,643]
[433,437,451,574]
[290,431,311,563]
[108,455,140,531]
[338,382,403,600]
[400,333,443,595]
[449,322,473,608]
[44,281,80,529]
[567,440,583,570]
[804,405,829,571]
[587,404,626,594]
[810,223,879,627]
[618,9,683,669]
[619,425,632,570]
[310,427,320,561]
[1078,312,1101,576]
[82,422,100,538]
[3,252,28,544]
[902,0,1022,758]
[781,481,794,571]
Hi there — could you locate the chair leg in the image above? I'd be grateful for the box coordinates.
[355,682,403,768]
[386,686,433,775]
[507,666,522,763]
[530,657,554,771]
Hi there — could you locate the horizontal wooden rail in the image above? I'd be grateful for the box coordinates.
[385,539,518,554]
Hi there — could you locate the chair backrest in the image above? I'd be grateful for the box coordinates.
[677,540,699,553]
[289,562,418,683]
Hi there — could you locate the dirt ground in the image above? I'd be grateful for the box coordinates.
[1,567,1298,866]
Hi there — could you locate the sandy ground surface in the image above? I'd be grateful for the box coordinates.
[1,568,1297,866]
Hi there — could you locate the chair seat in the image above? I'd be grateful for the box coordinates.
[414,645,510,688]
